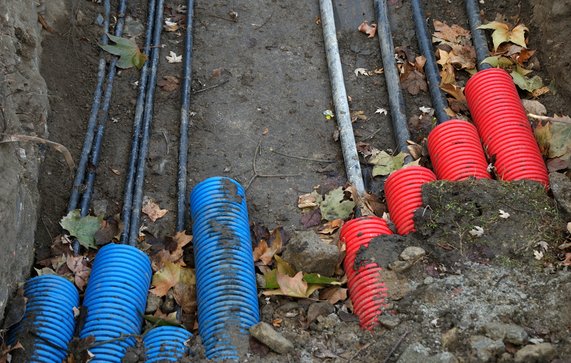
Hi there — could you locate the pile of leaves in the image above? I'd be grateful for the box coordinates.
[479,17,548,96]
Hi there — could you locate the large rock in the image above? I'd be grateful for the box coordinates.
[397,343,458,363]
[484,322,528,346]
[282,230,338,276]
[514,343,556,363]
[0,0,49,321]
[549,172,571,219]
[469,335,505,362]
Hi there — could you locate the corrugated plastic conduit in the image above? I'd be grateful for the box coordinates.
[190,177,259,360]
[411,0,491,182]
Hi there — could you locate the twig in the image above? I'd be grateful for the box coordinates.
[0,134,75,171]
[246,138,300,190]
[363,126,384,140]
[269,148,336,163]
[160,129,169,155]
[192,79,229,95]
[255,11,274,30]
[349,342,372,362]
[382,331,409,363]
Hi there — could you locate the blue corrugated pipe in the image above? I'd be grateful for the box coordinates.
[7,275,79,362]
[190,177,260,360]
[79,243,152,362]
[143,326,193,362]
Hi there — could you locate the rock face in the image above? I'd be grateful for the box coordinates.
[549,172,571,219]
[0,0,49,321]
[282,230,338,276]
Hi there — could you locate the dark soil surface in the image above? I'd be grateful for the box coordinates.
[22,0,571,361]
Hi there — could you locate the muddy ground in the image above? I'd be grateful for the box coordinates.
[2,0,570,361]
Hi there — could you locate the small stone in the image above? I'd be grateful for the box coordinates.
[424,276,434,285]
[400,246,426,261]
[249,322,294,354]
[549,172,571,219]
[161,290,176,314]
[378,314,400,329]
[398,343,458,363]
[389,260,414,272]
[145,293,162,314]
[514,343,556,363]
[469,335,505,362]
[484,322,528,345]
[315,313,340,331]
[498,352,514,363]
[441,327,459,349]
[307,302,334,325]
[282,230,338,276]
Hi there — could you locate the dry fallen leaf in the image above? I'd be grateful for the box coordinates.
[319,286,347,305]
[157,75,181,92]
[318,219,344,235]
[253,227,284,265]
[298,191,322,209]
[432,20,471,44]
[66,255,91,290]
[164,18,179,32]
[142,196,168,222]
[358,21,377,38]
[469,226,484,237]
[150,261,195,297]
[166,51,182,63]
[479,21,528,51]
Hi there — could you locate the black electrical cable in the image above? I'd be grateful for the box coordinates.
[411,0,450,124]
[79,0,128,217]
[373,0,411,155]
[465,0,491,70]
[120,0,157,243]
[127,0,165,245]
[176,0,195,232]
[67,0,110,212]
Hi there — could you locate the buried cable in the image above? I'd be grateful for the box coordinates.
[319,0,365,197]
[176,0,195,232]
[79,0,129,218]
[411,0,450,124]
[373,0,411,155]
[120,0,157,243]
[128,0,166,245]
[67,0,111,213]
[465,0,491,70]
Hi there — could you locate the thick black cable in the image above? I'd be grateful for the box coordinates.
[120,0,157,243]
[411,0,450,124]
[79,0,129,217]
[176,0,195,232]
[67,0,110,212]
[373,0,411,154]
[127,0,165,245]
[465,0,491,70]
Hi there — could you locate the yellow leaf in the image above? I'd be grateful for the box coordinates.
[479,21,528,51]
[276,271,307,298]
[150,261,189,297]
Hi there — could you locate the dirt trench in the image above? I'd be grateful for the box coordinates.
[1,0,570,361]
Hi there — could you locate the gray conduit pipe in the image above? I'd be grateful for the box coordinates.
[319,0,365,196]
[373,0,411,154]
